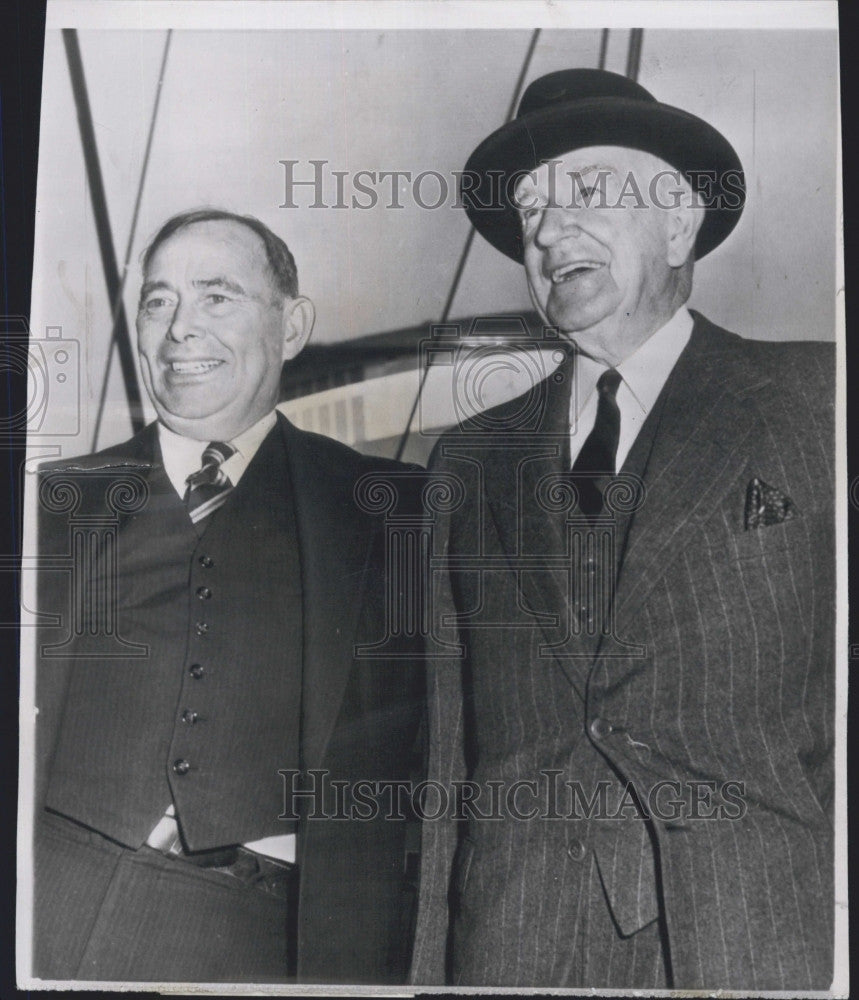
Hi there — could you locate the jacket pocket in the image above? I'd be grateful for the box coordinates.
[727,512,809,562]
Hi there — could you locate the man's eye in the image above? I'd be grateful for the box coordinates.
[142,297,172,311]
[205,294,232,307]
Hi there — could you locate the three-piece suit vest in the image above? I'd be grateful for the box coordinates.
[44,425,301,851]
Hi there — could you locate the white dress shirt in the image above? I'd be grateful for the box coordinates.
[150,409,296,864]
[158,410,278,498]
[568,307,694,470]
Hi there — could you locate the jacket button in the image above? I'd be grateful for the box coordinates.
[590,717,613,740]
[195,621,209,636]
[199,555,214,568]
[189,663,204,679]
[196,587,212,600]
[172,758,191,775]
[567,839,587,862]
[180,709,198,724]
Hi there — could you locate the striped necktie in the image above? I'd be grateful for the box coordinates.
[184,441,236,523]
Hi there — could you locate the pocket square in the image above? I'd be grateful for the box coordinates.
[744,476,796,530]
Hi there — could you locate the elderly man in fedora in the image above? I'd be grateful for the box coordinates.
[410,69,834,990]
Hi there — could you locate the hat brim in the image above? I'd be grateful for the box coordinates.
[462,96,745,262]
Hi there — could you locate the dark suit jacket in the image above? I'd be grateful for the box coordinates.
[410,313,835,990]
[34,413,425,983]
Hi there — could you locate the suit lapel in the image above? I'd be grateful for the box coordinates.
[476,318,770,688]
[94,422,159,468]
[607,315,771,636]
[279,415,374,774]
[481,356,590,699]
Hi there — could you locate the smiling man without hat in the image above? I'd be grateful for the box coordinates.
[31,209,424,983]
[410,69,835,990]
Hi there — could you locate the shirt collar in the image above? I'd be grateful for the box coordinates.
[157,411,278,497]
[615,306,693,417]
[226,410,278,465]
[570,306,693,417]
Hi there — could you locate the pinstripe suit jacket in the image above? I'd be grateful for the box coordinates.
[410,313,835,989]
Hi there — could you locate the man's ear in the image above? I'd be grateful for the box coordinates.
[280,295,315,362]
[666,197,705,268]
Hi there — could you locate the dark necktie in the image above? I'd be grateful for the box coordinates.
[570,368,622,518]
[184,441,236,524]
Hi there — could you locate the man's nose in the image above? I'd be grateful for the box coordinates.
[166,301,200,342]
[534,205,581,249]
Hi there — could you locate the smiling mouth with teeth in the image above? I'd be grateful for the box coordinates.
[550,261,603,284]
[169,360,224,375]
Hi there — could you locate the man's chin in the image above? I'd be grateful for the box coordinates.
[158,401,222,422]
[153,398,272,443]
[153,400,230,439]
[547,307,612,340]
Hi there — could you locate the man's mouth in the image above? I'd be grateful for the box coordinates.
[167,359,224,375]
[549,261,603,284]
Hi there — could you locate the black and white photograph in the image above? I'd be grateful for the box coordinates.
[13,0,846,993]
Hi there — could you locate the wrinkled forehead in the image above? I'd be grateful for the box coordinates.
[512,145,680,206]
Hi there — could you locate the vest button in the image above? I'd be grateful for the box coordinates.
[590,717,613,740]
[189,663,204,679]
[195,621,209,636]
[567,838,587,862]
[196,587,212,600]
[172,758,191,775]
[180,709,198,724]
[199,555,214,568]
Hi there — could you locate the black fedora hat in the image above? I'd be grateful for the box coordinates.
[462,68,745,262]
